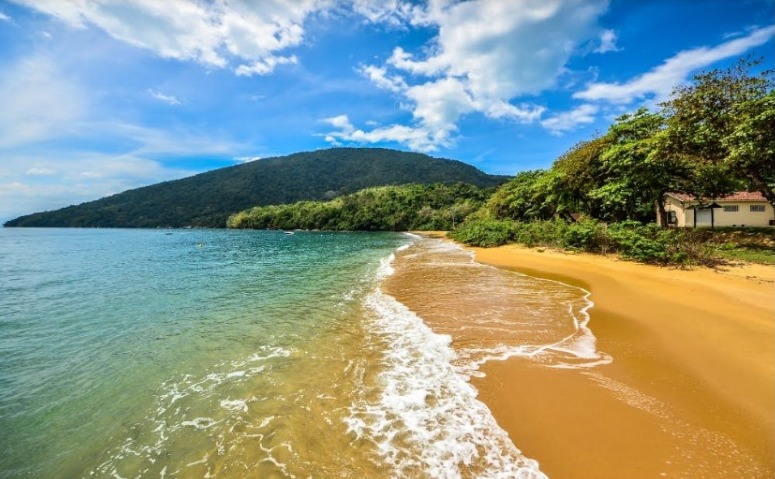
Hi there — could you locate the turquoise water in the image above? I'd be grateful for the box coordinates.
[0,229,408,478]
[1,228,581,478]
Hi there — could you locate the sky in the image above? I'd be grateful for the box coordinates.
[0,0,773,223]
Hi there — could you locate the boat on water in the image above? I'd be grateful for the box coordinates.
[284,231,295,235]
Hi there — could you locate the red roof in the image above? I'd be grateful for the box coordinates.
[667,191,767,202]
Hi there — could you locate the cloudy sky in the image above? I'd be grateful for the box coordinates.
[0,0,773,223]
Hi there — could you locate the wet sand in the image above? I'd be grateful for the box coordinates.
[469,244,775,478]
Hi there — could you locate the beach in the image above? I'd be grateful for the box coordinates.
[468,244,775,478]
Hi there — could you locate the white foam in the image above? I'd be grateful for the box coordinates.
[220,399,248,413]
[348,256,548,478]
[347,239,616,476]
[180,417,219,430]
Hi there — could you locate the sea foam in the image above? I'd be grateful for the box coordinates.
[345,253,548,479]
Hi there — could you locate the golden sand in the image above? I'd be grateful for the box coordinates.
[469,245,775,478]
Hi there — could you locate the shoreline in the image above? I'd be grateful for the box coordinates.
[465,244,775,478]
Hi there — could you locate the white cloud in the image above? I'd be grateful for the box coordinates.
[0,11,11,22]
[341,0,608,151]
[0,55,88,148]
[575,25,775,104]
[595,29,620,53]
[360,64,407,93]
[148,89,182,105]
[235,55,298,77]
[10,0,327,76]
[350,0,415,26]
[323,115,355,133]
[540,104,598,134]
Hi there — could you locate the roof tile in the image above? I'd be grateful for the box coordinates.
[667,191,767,202]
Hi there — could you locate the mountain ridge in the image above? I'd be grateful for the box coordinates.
[5,147,509,228]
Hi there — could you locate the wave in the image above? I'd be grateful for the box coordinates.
[346,252,548,478]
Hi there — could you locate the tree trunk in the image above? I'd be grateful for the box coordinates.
[655,197,668,227]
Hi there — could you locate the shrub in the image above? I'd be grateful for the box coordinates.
[607,221,686,265]
[449,218,516,247]
[560,218,609,252]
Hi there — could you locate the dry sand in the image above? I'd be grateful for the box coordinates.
[468,244,775,478]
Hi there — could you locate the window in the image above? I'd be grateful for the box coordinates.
[667,211,677,225]
[750,204,766,212]
[723,205,739,212]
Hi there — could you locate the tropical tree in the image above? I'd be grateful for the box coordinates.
[588,108,680,223]
[550,136,612,219]
[724,91,775,208]
[486,170,552,220]
[659,58,773,202]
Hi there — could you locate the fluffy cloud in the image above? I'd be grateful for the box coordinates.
[595,29,620,53]
[0,11,11,22]
[328,0,608,150]
[540,104,598,134]
[324,114,445,151]
[350,0,415,26]
[359,65,407,93]
[575,25,775,104]
[10,0,327,76]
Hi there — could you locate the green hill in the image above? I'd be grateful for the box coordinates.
[4,148,508,228]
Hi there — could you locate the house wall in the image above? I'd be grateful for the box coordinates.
[664,196,691,227]
[713,202,774,227]
[665,196,774,227]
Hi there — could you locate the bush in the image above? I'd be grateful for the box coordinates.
[511,220,559,247]
[449,218,516,247]
[607,221,687,265]
[560,218,610,252]
[452,216,757,267]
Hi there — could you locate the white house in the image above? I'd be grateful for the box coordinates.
[663,191,775,228]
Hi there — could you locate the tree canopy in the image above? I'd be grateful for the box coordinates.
[227,183,491,231]
[487,58,774,225]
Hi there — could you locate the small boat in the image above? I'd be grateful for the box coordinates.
[284,231,295,236]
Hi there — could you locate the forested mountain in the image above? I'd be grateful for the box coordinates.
[227,183,491,231]
[4,148,508,228]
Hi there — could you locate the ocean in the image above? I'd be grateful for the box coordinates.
[0,229,607,478]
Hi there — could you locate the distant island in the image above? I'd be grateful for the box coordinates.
[3,147,508,228]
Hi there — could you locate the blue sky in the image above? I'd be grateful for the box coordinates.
[1,0,773,223]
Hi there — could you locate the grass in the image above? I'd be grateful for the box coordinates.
[714,244,775,265]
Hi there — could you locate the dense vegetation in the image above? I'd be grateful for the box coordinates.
[484,59,774,225]
[450,218,775,266]
[4,148,507,228]
[228,183,490,231]
[452,59,775,266]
